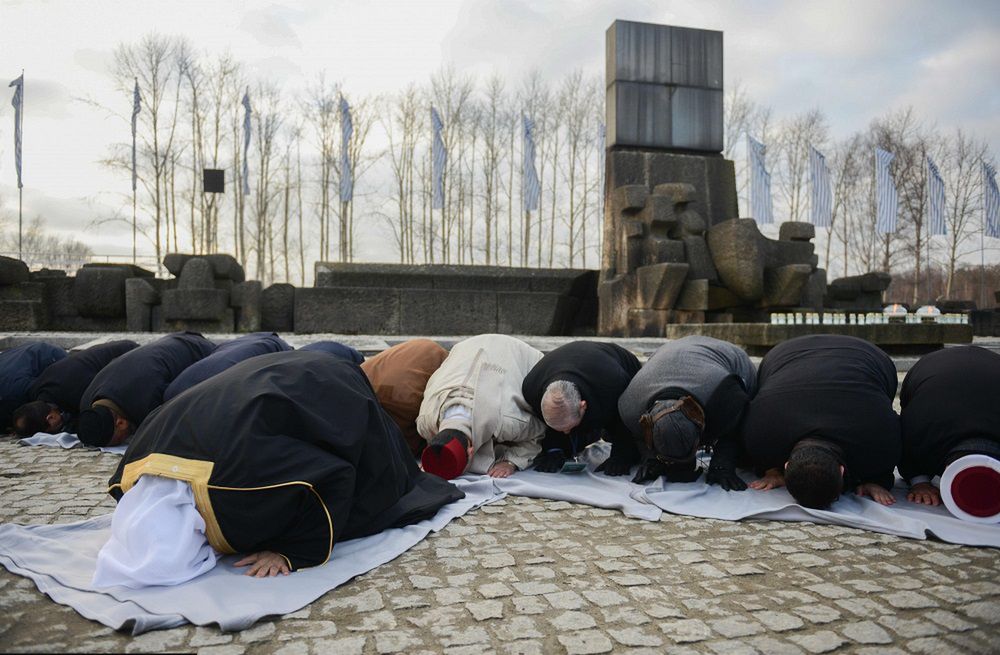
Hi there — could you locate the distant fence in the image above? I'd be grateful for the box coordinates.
[0,252,161,275]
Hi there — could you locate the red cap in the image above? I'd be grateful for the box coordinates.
[950,466,1000,518]
[421,437,468,480]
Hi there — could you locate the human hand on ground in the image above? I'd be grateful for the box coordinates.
[631,458,667,484]
[596,453,634,477]
[488,461,516,478]
[855,482,895,505]
[906,481,941,506]
[748,468,785,491]
[235,551,290,577]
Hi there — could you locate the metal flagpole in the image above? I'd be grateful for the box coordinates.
[981,169,986,309]
[18,69,23,261]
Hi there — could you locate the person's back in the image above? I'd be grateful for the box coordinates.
[106,350,463,577]
[742,335,900,505]
[899,346,1000,509]
[0,342,66,431]
[78,332,215,446]
[361,338,448,457]
[30,340,138,415]
[299,340,364,364]
[164,332,291,402]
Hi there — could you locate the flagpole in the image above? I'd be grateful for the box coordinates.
[18,68,23,262]
[981,166,986,309]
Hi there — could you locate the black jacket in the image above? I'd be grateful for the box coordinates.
[81,332,215,425]
[30,340,138,415]
[522,341,641,454]
[108,351,464,570]
[741,335,900,489]
[0,342,66,430]
[900,345,1000,481]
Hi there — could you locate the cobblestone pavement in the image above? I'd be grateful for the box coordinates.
[1,441,999,654]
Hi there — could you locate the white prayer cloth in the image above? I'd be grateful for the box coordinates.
[19,431,128,455]
[92,476,218,589]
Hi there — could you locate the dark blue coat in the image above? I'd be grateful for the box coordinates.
[30,340,139,415]
[300,340,364,365]
[0,342,67,429]
[164,332,292,402]
[80,332,215,426]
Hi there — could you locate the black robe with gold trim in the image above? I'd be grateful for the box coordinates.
[108,351,464,571]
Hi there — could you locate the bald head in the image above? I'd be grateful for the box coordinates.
[540,380,586,434]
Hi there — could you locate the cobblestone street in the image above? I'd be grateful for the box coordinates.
[1,439,998,654]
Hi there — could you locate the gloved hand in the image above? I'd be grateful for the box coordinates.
[706,464,747,491]
[533,450,567,473]
[596,453,634,477]
[631,458,668,484]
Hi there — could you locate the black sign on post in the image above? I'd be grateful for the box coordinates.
[203,169,225,194]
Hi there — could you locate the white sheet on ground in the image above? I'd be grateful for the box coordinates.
[641,470,1000,548]
[18,431,127,455]
[470,441,662,521]
[0,477,502,634]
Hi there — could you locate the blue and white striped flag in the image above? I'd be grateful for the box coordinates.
[926,156,946,236]
[431,106,446,210]
[339,96,353,203]
[9,74,23,189]
[522,115,540,212]
[131,79,141,192]
[241,89,251,196]
[984,162,1000,239]
[747,135,773,224]
[809,145,832,227]
[875,148,898,234]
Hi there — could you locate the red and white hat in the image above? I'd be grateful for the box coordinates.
[941,454,1000,523]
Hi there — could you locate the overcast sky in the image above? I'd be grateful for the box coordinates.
[0,0,997,262]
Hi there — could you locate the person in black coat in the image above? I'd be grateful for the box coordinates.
[77,332,215,447]
[106,351,464,577]
[522,341,642,476]
[0,342,66,432]
[742,335,901,509]
[299,340,365,365]
[13,340,138,436]
[899,345,1000,506]
[163,333,291,402]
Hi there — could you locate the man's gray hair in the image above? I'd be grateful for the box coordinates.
[541,380,583,428]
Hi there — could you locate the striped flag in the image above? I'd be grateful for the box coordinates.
[747,135,773,224]
[522,115,540,212]
[985,162,1000,239]
[875,148,898,234]
[131,79,141,192]
[241,89,251,196]
[339,96,353,203]
[9,74,23,189]
[926,156,946,236]
[431,106,446,209]
[809,145,832,227]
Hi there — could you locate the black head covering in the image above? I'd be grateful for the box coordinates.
[77,406,115,447]
[643,397,704,463]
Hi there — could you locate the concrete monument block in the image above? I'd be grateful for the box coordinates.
[636,262,689,310]
[261,283,295,332]
[125,278,160,332]
[73,266,129,318]
[295,287,400,335]
[801,268,827,310]
[606,21,723,151]
[706,219,766,301]
[676,279,710,311]
[598,274,637,337]
[681,236,718,282]
[231,281,263,332]
[779,222,816,242]
[177,259,214,289]
[0,257,29,285]
[163,253,245,282]
[761,264,812,307]
[497,292,576,335]
[706,284,742,311]
[80,262,153,278]
[0,282,43,302]
[0,301,45,330]
[611,184,649,214]
[161,289,229,321]
[400,290,497,335]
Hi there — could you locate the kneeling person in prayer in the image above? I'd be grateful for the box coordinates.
[741,335,901,509]
[417,334,545,479]
[899,345,1000,521]
[94,351,463,586]
[618,336,756,489]
[522,341,642,476]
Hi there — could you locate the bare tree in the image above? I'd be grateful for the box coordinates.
[775,109,829,223]
[942,130,990,296]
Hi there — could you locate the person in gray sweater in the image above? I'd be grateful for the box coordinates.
[618,336,756,489]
